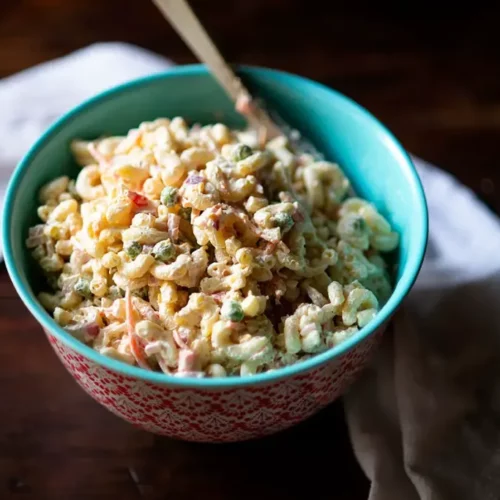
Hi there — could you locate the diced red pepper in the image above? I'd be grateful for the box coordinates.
[128,191,149,207]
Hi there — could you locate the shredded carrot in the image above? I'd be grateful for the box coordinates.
[173,329,189,349]
[130,335,150,370]
[125,288,151,370]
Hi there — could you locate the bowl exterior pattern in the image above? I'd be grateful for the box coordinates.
[46,324,385,442]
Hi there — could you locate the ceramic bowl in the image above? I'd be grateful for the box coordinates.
[2,65,428,442]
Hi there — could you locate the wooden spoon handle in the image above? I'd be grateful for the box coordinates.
[152,0,281,138]
[152,0,244,101]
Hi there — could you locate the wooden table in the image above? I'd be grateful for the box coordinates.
[0,260,368,499]
[1,1,499,498]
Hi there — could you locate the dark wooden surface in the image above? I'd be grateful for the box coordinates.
[1,1,500,499]
[1,269,367,500]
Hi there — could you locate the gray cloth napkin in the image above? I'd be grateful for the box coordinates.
[345,160,500,499]
[2,42,500,500]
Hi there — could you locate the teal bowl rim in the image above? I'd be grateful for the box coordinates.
[2,64,428,388]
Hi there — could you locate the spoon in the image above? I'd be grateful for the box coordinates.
[151,0,282,143]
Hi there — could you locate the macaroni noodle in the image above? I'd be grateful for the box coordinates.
[27,118,399,377]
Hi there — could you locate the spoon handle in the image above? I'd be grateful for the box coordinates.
[152,0,280,137]
[153,0,242,100]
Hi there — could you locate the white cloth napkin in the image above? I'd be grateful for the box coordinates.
[2,42,500,499]
[0,43,173,256]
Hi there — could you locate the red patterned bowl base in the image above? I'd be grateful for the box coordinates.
[47,328,384,442]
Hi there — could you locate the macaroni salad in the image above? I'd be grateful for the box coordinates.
[27,117,399,377]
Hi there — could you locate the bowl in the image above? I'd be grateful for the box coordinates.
[2,65,428,442]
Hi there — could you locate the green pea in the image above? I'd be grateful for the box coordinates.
[152,239,175,262]
[232,144,252,162]
[221,300,245,322]
[124,241,142,259]
[351,217,367,233]
[273,212,294,233]
[160,186,178,207]
[74,277,92,298]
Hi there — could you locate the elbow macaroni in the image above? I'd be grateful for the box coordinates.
[28,117,399,377]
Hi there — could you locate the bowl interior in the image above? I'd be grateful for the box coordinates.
[3,65,427,387]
